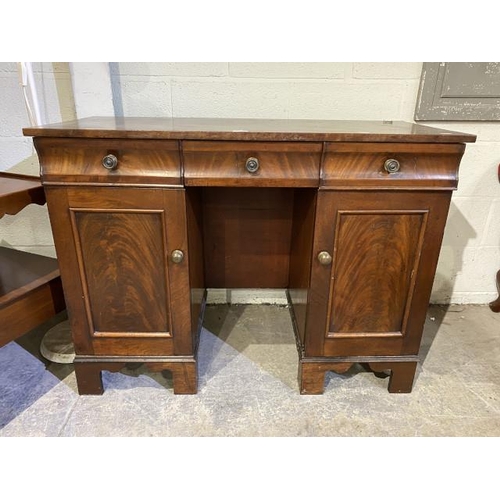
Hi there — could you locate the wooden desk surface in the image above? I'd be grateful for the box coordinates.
[0,172,46,218]
[24,117,477,143]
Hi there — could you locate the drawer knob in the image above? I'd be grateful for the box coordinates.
[171,249,184,264]
[245,157,259,173]
[318,251,332,266]
[102,154,118,170]
[384,158,400,173]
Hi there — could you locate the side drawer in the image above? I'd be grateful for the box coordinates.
[183,141,322,187]
[35,138,181,185]
[322,143,465,190]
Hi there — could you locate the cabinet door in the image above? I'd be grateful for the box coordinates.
[306,190,452,357]
[45,186,192,357]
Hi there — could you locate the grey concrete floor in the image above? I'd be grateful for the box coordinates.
[0,303,499,436]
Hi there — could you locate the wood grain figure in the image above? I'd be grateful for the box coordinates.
[24,118,475,395]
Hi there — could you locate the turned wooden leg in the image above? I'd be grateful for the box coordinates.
[169,363,197,395]
[369,362,418,393]
[489,270,500,313]
[74,363,104,395]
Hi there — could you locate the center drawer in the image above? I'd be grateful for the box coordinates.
[183,141,322,187]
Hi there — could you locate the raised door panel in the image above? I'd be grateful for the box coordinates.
[306,190,452,357]
[45,187,192,356]
[330,211,424,335]
[71,210,170,336]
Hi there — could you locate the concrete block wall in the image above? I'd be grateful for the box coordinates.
[110,62,421,120]
[0,62,76,257]
[1,62,499,303]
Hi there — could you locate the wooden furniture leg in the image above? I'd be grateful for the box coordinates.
[167,363,197,395]
[368,362,418,393]
[491,164,500,313]
[300,359,418,394]
[74,362,109,395]
[299,361,352,395]
[73,358,198,395]
[489,270,500,313]
[299,362,326,395]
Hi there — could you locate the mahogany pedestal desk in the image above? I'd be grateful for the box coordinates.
[24,118,476,395]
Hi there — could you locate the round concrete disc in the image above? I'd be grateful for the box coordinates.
[40,320,75,364]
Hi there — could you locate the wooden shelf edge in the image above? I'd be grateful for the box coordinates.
[0,172,45,219]
[0,248,61,309]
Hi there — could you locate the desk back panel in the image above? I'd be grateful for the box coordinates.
[201,187,295,288]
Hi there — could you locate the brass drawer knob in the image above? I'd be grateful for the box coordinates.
[102,154,118,170]
[245,157,259,173]
[384,158,400,173]
[318,251,332,266]
[171,250,184,264]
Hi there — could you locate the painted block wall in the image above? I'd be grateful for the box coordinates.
[0,62,75,257]
[1,62,499,303]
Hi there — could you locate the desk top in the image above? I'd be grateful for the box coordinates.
[24,117,477,143]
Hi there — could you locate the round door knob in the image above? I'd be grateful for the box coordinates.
[171,250,184,264]
[102,154,118,170]
[384,158,400,173]
[245,157,259,173]
[317,251,332,266]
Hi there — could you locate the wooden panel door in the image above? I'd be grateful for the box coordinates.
[44,186,192,357]
[306,190,452,357]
